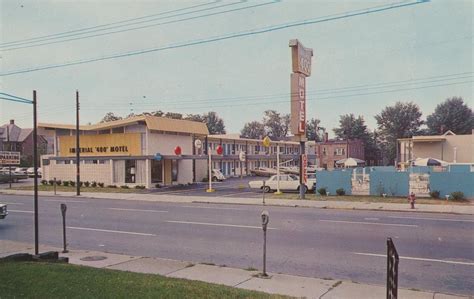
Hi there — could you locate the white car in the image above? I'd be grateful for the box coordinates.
[249,174,316,193]
[27,167,42,178]
[0,203,7,219]
[212,169,226,181]
[14,167,28,175]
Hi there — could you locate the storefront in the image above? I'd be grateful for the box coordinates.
[40,115,208,188]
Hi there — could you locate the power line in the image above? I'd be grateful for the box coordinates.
[80,72,472,107]
[0,0,221,47]
[1,0,429,77]
[1,0,279,51]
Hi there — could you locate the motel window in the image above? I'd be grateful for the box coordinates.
[112,127,124,134]
[42,159,50,166]
[99,129,110,134]
[56,160,65,165]
[125,160,136,183]
[98,159,108,164]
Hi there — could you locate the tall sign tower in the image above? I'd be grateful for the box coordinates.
[289,39,313,199]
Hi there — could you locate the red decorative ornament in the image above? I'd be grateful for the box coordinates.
[174,146,182,156]
[216,145,223,155]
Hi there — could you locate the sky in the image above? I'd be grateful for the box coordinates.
[1,0,472,137]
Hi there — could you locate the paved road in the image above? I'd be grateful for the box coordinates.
[1,194,473,296]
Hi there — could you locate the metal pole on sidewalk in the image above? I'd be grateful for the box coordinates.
[61,204,68,253]
[7,125,11,189]
[299,141,305,200]
[54,177,57,195]
[261,211,269,277]
[33,90,39,255]
[262,180,266,205]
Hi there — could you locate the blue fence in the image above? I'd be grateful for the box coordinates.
[316,170,352,195]
[369,172,409,197]
[430,172,474,198]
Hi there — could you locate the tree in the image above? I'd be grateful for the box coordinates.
[241,121,265,139]
[375,102,423,165]
[203,111,226,134]
[306,118,321,141]
[426,97,473,135]
[100,112,122,123]
[184,113,204,122]
[333,114,377,161]
[262,110,289,140]
[164,112,183,119]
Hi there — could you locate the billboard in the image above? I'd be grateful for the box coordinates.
[289,39,313,77]
[0,151,21,165]
[58,133,141,157]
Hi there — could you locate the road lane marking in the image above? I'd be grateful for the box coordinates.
[166,220,277,230]
[319,219,418,227]
[67,226,156,236]
[353,252,474,266]
[108,208,168,213]
[45,199,87,203]
[387,216,474,223]
[364,217,380,221]
[181,205,244,211]
[9,210,34,213]
[3,202,25,205]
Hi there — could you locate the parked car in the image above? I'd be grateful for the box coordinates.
[13,167,28,175]
[0,171,28,183]
[212,169,226,181]
[0,203,8,219]
[249,174,315,193]
[27,167,42,178]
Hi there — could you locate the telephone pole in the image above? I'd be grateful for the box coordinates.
[76,90,80,196]
[33,90,39,255]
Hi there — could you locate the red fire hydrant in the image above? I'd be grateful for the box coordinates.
[408,192,416,209]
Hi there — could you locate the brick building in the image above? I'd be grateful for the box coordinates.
[0,119,47,166]
[315,133,365,170]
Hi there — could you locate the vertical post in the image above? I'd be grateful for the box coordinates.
[206,146,214,192]
[299,141,305,199]
[76,90,80,196]
[54,177,57,195]
[261,211,269,277]
[275,144,281,194]
[7,125,11,189]
[33,90,39,255]
[262,180,266,205]
[60,204,68,253]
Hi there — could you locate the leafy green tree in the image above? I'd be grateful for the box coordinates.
[203,112,226,134]
[426,97,473,134]
[375,102,423,164]
[262,110,289,140]
[241,121,265,139]
[306,118,321,141]
[184,114,204,122]
[100,112,122,123]
[164,112,183,119]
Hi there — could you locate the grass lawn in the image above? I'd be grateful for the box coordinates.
[268,193,472,205]
[0,261,290,299]
[13,185,144,193]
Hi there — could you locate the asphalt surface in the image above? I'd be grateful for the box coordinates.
[1,193,473,296]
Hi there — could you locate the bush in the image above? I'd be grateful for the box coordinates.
[98,182,104,188]
[90,181,97,188]
[107,185,117,188]
[336,188,346,196]
[63,181,70,187]
[429,190,440,199]
[41,180,48,185]
[84,181,90,187]
[317,187,327,196]
[121,185,130,189]
[69,181,75,187]
[135,185,146,189]
[78,181,83,187]
[450,191,465,201]
[155,183,161,188]
[48,180,55,186]
[56,180,62,186]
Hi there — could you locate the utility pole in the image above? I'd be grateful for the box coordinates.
[76,90,80,196]
[7,125,11,189]
[33,90,39,255]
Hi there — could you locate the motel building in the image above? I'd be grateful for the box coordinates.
[39,116,313,188]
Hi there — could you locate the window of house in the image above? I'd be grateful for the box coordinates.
[99,129,110,134]
[323,147,327,156]
[112,127,124,133]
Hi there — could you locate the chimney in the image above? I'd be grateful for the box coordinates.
[324,132,329,142]
[9,119,14,125]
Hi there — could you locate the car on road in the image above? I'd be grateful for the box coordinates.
[0,203,7,219]
[13,167,28,175]
[249,174,316,193]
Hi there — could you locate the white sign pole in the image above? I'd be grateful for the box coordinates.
[275,144,282,195]
[207,146,214,192]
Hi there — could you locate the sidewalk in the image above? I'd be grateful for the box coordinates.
[0,240,467,299]
[2,189,474,215]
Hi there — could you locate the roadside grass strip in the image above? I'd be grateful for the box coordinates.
[0,261,290,298]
